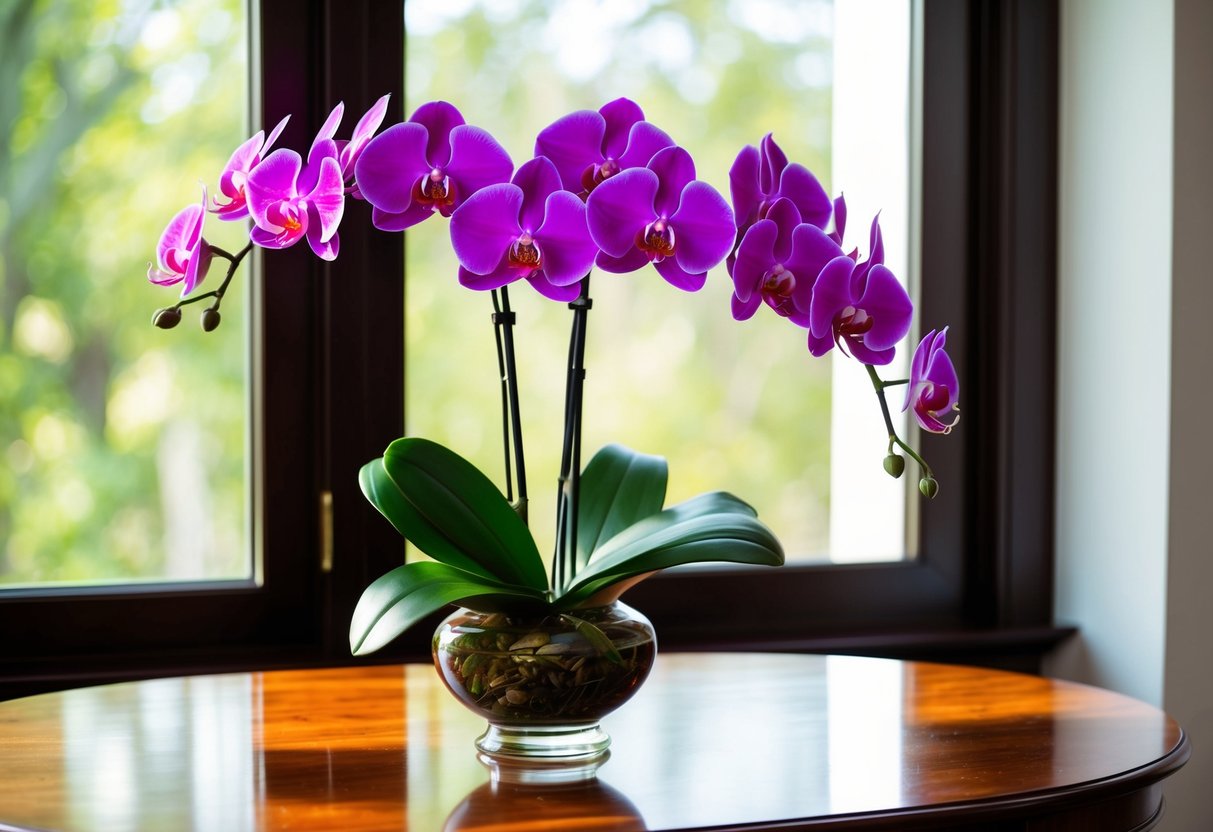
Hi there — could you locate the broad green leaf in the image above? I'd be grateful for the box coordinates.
[360,459,500,582]
[576,443,668,573]
[554,492,784,609]
[349,561,548,656]
[379,437,549,591]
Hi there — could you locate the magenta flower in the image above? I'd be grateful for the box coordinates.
[210,115,290,221]
[585,146,734,292]
[309,95,391,197]
[148,188,213,297]
[450,157,598,302]
[353,101,513,232]
[731,197,843,326]
[246,143,345,261]
[807,215,911,365]
[903,328,960,433]
[534,97,674,198]
[729,134,833,249]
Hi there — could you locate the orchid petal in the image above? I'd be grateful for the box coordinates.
[729,144,762,229]
[306,212,339,261]
[847,339,896,366]
[903,329,937,412]
[512,156,562,234]
[446,125,514,206]
[617,120,675,172]
[534,109,606,191]
[779,163,832,229]
[759,133,788,195]
[595,247,649,274]
[785,224,845,313]
[182,241,211,297]
[731,290,763,321]
[764,198,802,263]
[732,219,778,303]
[300,138,339,194]
[341,94,390,175]
[263,115,290,156]
[307,157,346,243]
[409,100,465,168]
[157,203,204,267]
[458,256,520,292]
[857,264,913,351]
[809,255,856,340]
[655,257,707,292]
[246,149,302,231]
[807,330,834,358]
[449,184,523,275]
[669,180,735,275]
[586,168,658,258]
[535,190,595,286]
[599,97,645,159]
[526,272,585,302]
[220,132,263,184]
[371,203,434,232]
[311,102,345,159]
[831,192,847,243]
[147,265,182,286]
[648,146,696,217]
[354,122,431,214]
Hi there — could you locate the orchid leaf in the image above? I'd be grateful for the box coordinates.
[555,491,784,609]
[377,437,548,591]
[350,561,548,656]
[576,443,668,573]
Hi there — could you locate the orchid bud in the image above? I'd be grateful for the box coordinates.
[200,307,222,332]
[883,454,905,478]
[153,307,182,329]
[919,476,939,499]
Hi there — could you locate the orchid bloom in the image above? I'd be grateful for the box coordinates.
[728,133,833,277]
[148,188,213,297]
[585,145,735,292]
[903,328,960,433]
[210,116,290,221]
[730,197,843,326]
[534,97,674,198]
[354,101,513,232]
[245,141,345,261]
[807,214,911,365]
[450,156,598,302]
[308,95,391,198]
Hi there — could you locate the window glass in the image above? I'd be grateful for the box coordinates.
[0,0,250,586]
[403,0,911,564]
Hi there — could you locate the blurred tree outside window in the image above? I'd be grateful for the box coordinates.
[403,0,912,566]
[0,0,250,587]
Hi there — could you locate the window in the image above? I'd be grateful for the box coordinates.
[0,0,1061,697]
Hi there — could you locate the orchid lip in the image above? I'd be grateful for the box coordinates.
[414,168,455,209]
[636,218,676,262]
[509,235,543,273]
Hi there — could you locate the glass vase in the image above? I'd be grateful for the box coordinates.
[433,601,656,762]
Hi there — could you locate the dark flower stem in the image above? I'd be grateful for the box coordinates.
[865,363,934,478]
[168,242,253,311]
[554,277,592,594]
[491,287,528,522]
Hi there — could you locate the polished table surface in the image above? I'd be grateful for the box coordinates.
[0,654,1189,831]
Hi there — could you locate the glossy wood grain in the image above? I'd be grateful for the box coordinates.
[0,655,1188,831]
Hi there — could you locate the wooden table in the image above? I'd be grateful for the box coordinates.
[0,654,1188,831]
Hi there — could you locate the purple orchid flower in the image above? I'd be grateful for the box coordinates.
[534,97,674,198]
[353,101,513,232]
[807,214,911,365]
[903,328,960,433]
[728,134,833,276]
[585,145,735,292]
[449,156,598,302]
[148,188,213,297]
[731,197,843,326]
[309,95,391,198]
[245,139,345,261]
[210,115,290,221]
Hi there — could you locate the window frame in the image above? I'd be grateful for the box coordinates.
[0,0,1063,698]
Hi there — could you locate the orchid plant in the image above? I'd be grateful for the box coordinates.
[147,96,960,656]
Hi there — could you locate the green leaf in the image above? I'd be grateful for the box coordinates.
[374,437,549,591]
[554,492,784,609]
[360,459,499,582]
[349,561,548,656]
[576,443,668,573]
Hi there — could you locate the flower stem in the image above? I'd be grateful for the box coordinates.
[865,363,933,479]
[491,287,528,522]
[554,276,592,594]
[170,242,253,310]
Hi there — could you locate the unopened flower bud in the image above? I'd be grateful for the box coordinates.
[200,307,221,332]
[153,307,182,329]
[883,454,905,478]
[919,476,939,499]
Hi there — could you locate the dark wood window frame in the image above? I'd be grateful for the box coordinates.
[0,0,1064,699]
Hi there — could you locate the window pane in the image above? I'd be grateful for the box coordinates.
[0,0,250,586]
[404,0,910,564]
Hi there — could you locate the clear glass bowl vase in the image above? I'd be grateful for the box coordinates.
[432,601,656,762]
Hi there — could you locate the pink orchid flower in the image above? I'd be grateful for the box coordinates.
[148,188,213,297]
[211,115,290,221]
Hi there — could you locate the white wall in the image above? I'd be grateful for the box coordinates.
[1049,0,1213,828]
